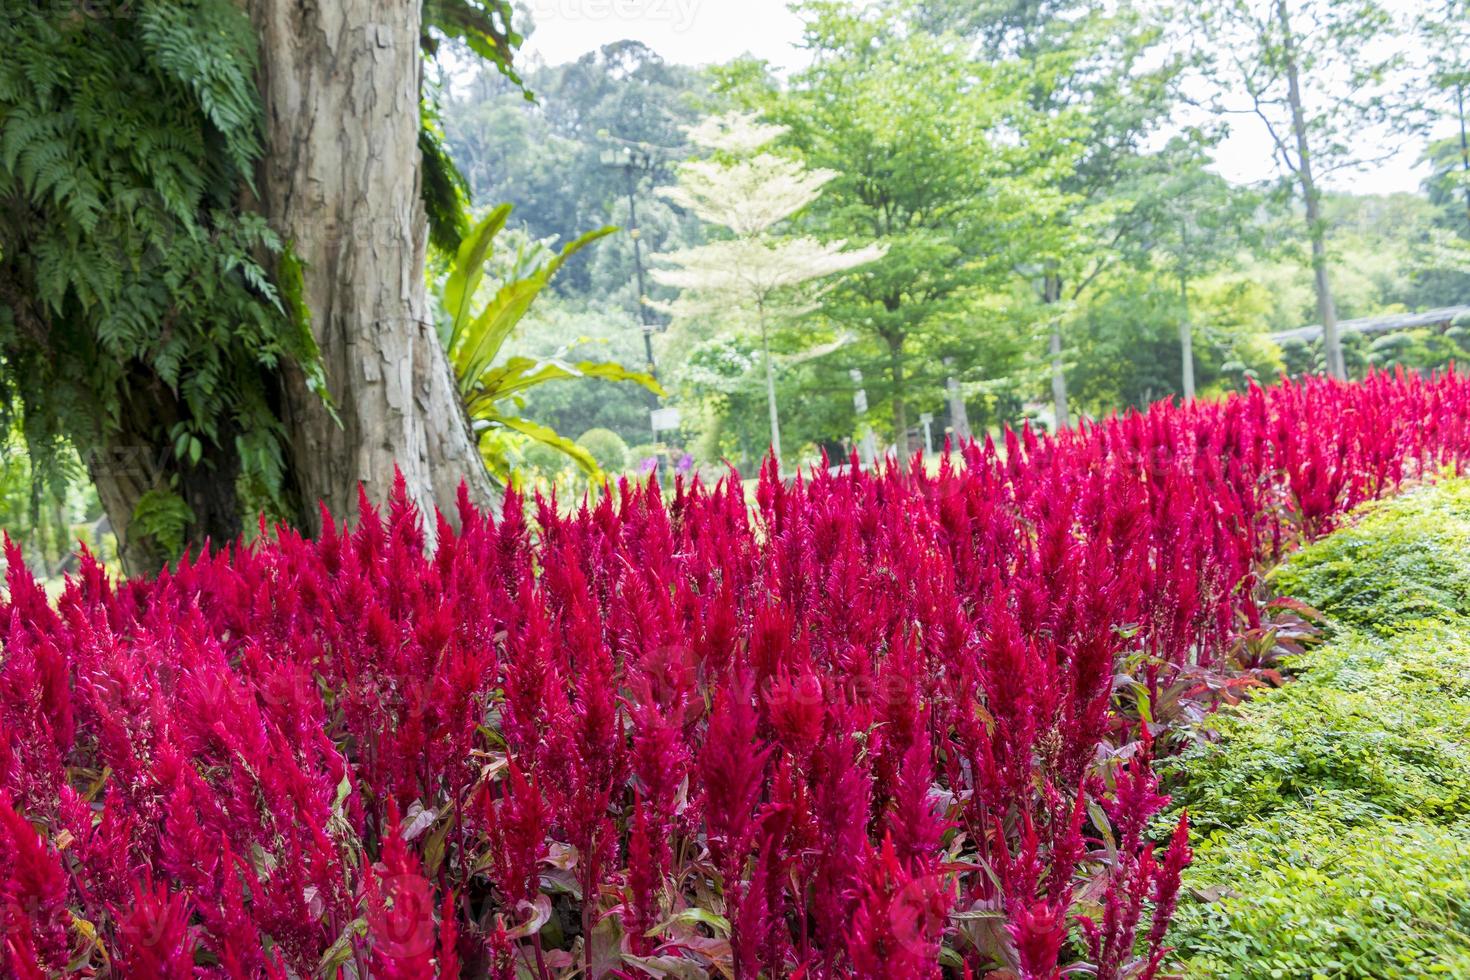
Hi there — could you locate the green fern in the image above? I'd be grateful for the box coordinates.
[0,0,299,541]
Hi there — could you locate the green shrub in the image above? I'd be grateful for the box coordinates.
[1272,479,1470,632]
[1166,621,1470,835]
[1172,807,1470,979]
[1169,481,1470,977]
[521,438,574,477]
[576,427,630,475]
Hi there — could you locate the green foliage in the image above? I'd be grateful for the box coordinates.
[1173,807,1470,979]
[420,99,472,255]
[1065,273,1280,412]
[503,303,659,450]
[1168,481,1470,978]
[437,206,663,481]
[0,423,105,575]
[750,5,1076,447]
[0,0,320,533]
[575,428,630,474]
[440,40,710,300]
[131,487,195,559]
[1167,622,1470,835]
[423,0,526,93]
[1271,480,1470,631]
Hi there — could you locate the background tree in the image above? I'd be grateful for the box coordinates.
[1416,1,1470,228]
[767,3,1068,453]
[1189,0,1419,380]
[1020,7,1182,428]
[443,40,709,300]
[1138,147,1261,399]
[919,0,1187,427]
[650,112,884,467]
[0,1,323,570]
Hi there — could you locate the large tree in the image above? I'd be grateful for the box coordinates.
[1,1,318,570]
[1189,0,1419,380]
[247,0,506,530]
[1417,0,1470,227]
[0,0,517,570]
[1134,146,1260,399]
[767,3,1065,457]
[928,0,1186,428]
[442,40,709,300]
[650,112,883,468]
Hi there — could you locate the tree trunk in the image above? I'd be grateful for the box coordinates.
[88,445,164,576]
[1457,82,1470,224]
[887,333,910,467]
[757,303,782,469]
[1278,0,1345,380]
[249,0,495,532]
[1044,271,1070,429]
[1179,273,1196,400]
[943,357,971,444]
[88,373,245,575]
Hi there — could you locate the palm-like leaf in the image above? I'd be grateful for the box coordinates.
[437,206,666,479]
[477,415,599,479]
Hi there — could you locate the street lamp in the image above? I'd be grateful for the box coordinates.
[598,140,666,408]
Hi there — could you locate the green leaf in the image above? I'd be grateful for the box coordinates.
[483,415,601,477]
[443,203,513,350]
[448,223,618,392]
[646,908,732,938]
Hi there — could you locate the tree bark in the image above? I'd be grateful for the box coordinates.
[887,333,911,467]
[88,444,166,576]
[757,302,782,470]
[1278,0,1345,380]
[248,0,495,532]
[1179,272,1195,401]
[1044,271,1070,429]
[1457,82,1470,225]
[87,372,244,575]
[943,357,971,444]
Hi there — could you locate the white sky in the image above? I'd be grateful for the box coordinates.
[518,0,1442,196]
[519,0,807,71]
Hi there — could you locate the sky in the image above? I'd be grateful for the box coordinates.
[519,0,808,73]
[517,0,1440,196]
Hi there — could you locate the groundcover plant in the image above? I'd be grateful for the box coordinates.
[1165,480,1470,978]
[3,370,1470,979]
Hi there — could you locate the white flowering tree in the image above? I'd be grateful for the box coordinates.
[651,112,885,468]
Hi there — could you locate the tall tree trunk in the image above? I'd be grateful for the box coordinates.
[249,0,495,532]
[1179,272,1196,401]
[943,358,971,444]
[88,443,165,576]
[887,333,910,467]
[1278,0,1345,380]
[1457,82,1470,224]
[85,362,247,574]
[757,302,782,469]
[1044,271,1070,429]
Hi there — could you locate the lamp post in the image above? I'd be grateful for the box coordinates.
[599,141,664,409]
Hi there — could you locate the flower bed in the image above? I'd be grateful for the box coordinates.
[4,371,1470,979]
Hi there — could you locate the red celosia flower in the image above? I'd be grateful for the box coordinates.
[0,370,1462,975]
[111,874,197,979]
[0,794,69,971]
